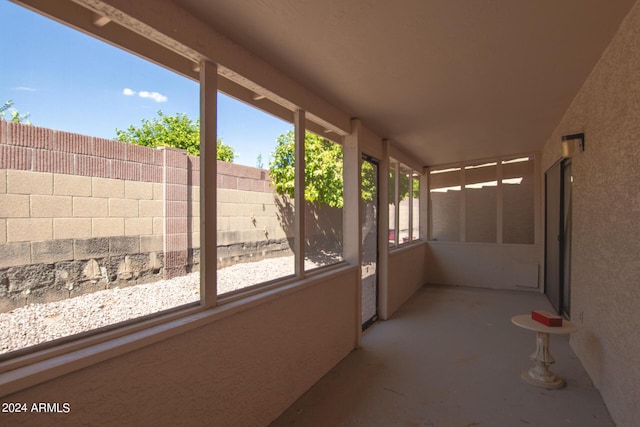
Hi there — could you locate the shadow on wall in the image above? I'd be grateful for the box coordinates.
[274,196,344,260]
[579,330,605,389]
[275,195,295,248]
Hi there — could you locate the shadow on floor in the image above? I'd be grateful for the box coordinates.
[271,285,613,427]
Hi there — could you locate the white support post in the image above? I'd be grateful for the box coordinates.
[200,60,217,308]
[393,161,400,246]
[420,167,429,241]
[497,160,504,244]
[533,153,542,247]
[343,119,362,347]
[294,109,306,277]
[460,165,466,243]
[378,140,390,320]
[408,167,414,241]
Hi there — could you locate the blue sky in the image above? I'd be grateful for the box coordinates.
[0,1,292,167]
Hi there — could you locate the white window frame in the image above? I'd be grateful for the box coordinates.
[427,154,538,245]
[0,0,355,397]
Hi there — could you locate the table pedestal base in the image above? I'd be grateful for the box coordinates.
[521,369,565,389]
[521,331,566,390]
[511,314,577,390]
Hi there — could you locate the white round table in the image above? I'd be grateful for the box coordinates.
[511,314,578,389]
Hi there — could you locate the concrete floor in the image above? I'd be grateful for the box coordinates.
[271,285,614,427]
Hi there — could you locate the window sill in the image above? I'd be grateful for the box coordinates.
[427,240,537,247]
[0,263,357,398]
[389,239,426,253]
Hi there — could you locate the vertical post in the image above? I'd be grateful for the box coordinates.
[460,165,466,243]
[343,119,362,347]
[378,139,390,320]
[533,153,542,247]
[496,159,504,244]
[394,161,400,246]
[408,167,414,241]
[420,167,429,241]
[294,110,306,277]
[200,60,217,307]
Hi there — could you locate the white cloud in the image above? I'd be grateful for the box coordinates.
[12,86,37,92]
[122,88,168,103]
[138,91,168,103]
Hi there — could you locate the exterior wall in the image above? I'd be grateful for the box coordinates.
[540,2,640,424]
[0,122,180,310]
[0,168,165,310]
[3,267,358,427]
[0,170,163,249]
[216,173,293,267]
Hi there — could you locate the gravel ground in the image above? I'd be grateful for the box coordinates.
[0,255,334,355]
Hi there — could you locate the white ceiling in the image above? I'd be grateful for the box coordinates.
[174,0,636,166]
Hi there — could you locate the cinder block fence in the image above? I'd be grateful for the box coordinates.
[0,121,294,311]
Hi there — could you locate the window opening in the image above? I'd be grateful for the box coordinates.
[502,156,535,244]
[216,93,295,295]
[361,155,378,330]
[465,161,497,243]
[429,167,461,241]
[398,164,412,244]
[0,2,200,355]
[388,160,398,247]
[303,131,344,271]
[411,172,420,241]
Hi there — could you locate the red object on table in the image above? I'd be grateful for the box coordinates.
[531,310,563,327]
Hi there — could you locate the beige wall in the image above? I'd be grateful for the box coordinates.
[425,159,542,291]
[540,2,640,424]
[425,242,540,290]
[217,188,288,245]
[0,169,164,257]
[3,267,358,427]
[387,243,427,317]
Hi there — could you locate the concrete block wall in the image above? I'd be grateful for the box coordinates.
[216,161,294,267]
[0,121,198,310]
[216,162,344,267]
[0,121,342,307]
[0,174,167,310]
[0,169,163,263]
[0,168,167,310]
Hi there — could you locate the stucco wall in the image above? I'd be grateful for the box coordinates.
[425,242,540,291]
[540,2,640,424]
[387,243,427,317]
[2,267,358,426]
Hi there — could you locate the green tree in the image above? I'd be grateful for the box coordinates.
[115,110,235,161]
[1,100,31,124]
[270,130,344,207]
[269,130,410,208]
[388,166,412,204]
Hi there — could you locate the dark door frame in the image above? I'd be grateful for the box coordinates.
[361,154,379,331]
[544,158,572,318]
